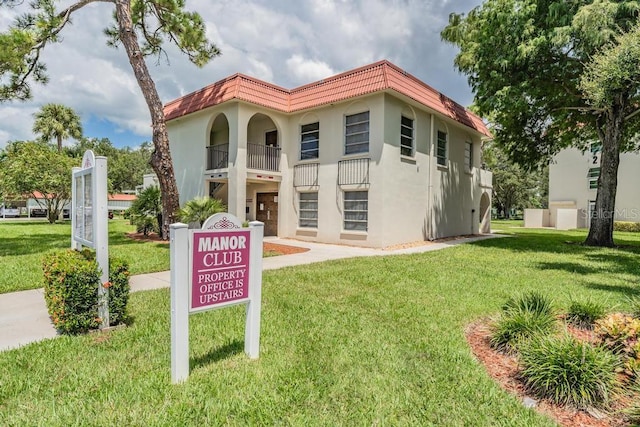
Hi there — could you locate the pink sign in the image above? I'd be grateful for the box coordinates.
[191,230,251,311]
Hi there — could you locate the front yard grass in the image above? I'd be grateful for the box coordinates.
[1,222,639,425]
[0,219,169,294]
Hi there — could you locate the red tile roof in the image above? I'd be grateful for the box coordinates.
[108,194,137,202]
[164,60,490,137]
[31,192,137,202]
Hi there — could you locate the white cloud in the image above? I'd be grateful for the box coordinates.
[0,0,483,149]
[286,55,335,85]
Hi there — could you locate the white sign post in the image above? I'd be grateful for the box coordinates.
[170,213,263,384]
[71,150,109,329]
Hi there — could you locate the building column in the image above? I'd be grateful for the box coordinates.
[227,106,247,221]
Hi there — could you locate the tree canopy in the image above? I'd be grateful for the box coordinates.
[67,137,153,193]
[33,103,83,153]
[0,141,77,223]
[483,141,547,219]
[442,0,640,246]
[0,0,220,238]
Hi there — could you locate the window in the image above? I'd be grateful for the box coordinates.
[436,130,447,166]
[299,192,318,228]
[345,111,369,155]
[464,141,473,171]
[343,191,368,231]
[588,167,600,189]
[400,116,414,157]
[300,122,319,160]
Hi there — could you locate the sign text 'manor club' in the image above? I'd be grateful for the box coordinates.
[191,230,251,310]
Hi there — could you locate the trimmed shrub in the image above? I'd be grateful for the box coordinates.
[595,313,640,378]
[490,309,556,353]
[613,221,640,233]
[43,250,130,334]
[566,298,607,329]
[502,291,554,317]
[595,313,640,355]
[519,335,619,408]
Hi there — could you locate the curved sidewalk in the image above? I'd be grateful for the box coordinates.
[0,235,502,352]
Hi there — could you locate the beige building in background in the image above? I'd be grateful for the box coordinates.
[164,60,493,248]
[548,145,640,228]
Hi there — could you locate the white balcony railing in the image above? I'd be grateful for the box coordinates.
[206,143,281,172]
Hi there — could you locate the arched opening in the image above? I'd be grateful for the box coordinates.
[247,113,280,172]
[207,114,230,170]
[479,192,491,234]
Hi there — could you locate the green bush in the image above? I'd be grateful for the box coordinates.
[566,298,607,329]
[490,309,557,353]
[43,250,130,334]
[519,335,619,408]
[595,313,640,378]
[178,197,226,227]
[129,186,162,236]
[502,291,554,317]
[613,221,640,232]
[629,296,640,319]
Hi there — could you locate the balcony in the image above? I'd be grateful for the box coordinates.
[247,143,281,172]
[477,168,493,189]
[206,144,229,170]
[206,143,281,172]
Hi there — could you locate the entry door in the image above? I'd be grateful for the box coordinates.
[256,192,278,236]
[265,130,278,147]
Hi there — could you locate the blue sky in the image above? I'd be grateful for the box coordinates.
[83,116,150,149]
[0,0,483,150]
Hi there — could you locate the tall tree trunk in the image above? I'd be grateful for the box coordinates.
[57,135,62,153]
[114,0,179,239]
[585,99,624,247]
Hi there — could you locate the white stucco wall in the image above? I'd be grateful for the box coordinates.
[168,92,490,247]
[549,148,640,225]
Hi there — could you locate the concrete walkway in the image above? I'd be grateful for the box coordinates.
[0,235,502,352]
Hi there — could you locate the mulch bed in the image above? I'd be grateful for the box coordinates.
[465,320,637,427]
[125,232,309,256]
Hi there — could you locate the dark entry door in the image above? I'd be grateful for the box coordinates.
[256,192,278,236]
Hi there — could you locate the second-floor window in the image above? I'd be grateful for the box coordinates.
[465,141,473,172]
[436,130,447,166]
[400,116,414,157]
[300,122,319,160]
[345,111,369,155]
[588,167,600,189]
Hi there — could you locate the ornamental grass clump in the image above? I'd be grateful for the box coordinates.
[490,292,556,353]
[502,291,554,317]
[519,335,619,408]
[566,298,607,329]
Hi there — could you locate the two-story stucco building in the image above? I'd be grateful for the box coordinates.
[548,145,640,227]
[164,60,492,248]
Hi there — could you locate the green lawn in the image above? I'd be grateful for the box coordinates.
[0,219,169,294]
[1,223,639,425]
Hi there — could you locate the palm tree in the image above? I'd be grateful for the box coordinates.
[32,104,83,153]
[178,197,226,227]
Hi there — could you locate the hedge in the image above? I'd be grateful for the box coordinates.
[43,249,130,335]
[613,221,640,232]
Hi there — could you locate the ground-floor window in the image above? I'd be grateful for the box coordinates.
[299,192,318,228]
[343,190,368,231]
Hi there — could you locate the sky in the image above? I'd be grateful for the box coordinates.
[0,0,483,150]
